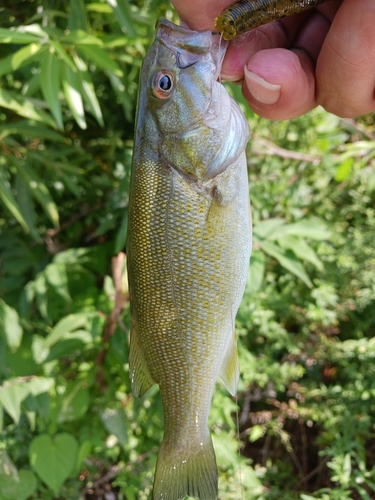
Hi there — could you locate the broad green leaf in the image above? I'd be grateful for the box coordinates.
[0,167,29,232]
[62,62,86,129]
[253,218,286,239]
[45,313,89,348]
[278,235,323,271]
[260,240,313,287]
[40,50,63,130]
[101,408,128,447]
[45,262,71,302]
[0,88,57,128]
[68,0,89,31]
[0,469,38,500]
[34,273,48,319]
[105,0,137,37]
[247,250,265,295]
[78,45,123,76]
[27,377,54,396]
[269,219,331,241]
[73,53,104,126]
[57,382,89,422]
[335,157,353,182]
[0,43,45,78]
[63,30,103,46]
[10,159,59,227]
[0,299,23,351]
[29,433,78,495]
[31,335,49,364]
[0,28,41,44]
[0,383,29,424]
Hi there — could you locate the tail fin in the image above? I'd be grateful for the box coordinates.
[153,432,218,500]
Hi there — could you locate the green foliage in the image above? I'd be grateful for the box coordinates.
[1,1,375,499]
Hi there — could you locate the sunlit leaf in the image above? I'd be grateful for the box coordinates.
[247,250,265,295]
[0,88,57,128]
[0,28,42,44]
[0,299,23,351]
[62,62,86,129]
[10,158,59,227]
[44,263,71,302]
[0,43,45,78]
[0,383,29,424]
[105,0,137,37]
[40,49,63,130]
[73,53,104,126]
[45,313,89,348]
[0,167,29,232]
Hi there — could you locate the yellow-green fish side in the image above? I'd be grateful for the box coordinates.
[127,19,251,500]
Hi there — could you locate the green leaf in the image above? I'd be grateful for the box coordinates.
[0,88,57,128]
[101,408,128,447]
[63,30,103,46]
[0,167,29,232]
[68,0,89,31]
[260,240,313,287]
[29,433,78,495]
[269,219,331,241]
[0,43,45,78]
[247,250,265,295]
[0,28,42,44]
[49,40,76,70]
[10,158,59,227]
[105,0,137,37]
[40,50,63,130]
[45,262,71,302]
[0,299,23,351]
[78,45,123,76]
[57,382,90,423]
[253,218,286,239]
[73,53,104,126]
[278,235,323,271]
[0,469,37,500]
[0,383,29,424]
[0,122,65,142]
[62,62,86,129]
[335,157,353,182]
[45,313,89,348]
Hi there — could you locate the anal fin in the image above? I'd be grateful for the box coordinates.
[219,329,239,396]
[129,324,155,397]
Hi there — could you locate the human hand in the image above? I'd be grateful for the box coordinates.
[171,0,375,120]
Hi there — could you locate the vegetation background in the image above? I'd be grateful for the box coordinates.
[1,0,375,499]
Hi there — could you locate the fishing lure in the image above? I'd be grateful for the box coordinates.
[215,0,330,40]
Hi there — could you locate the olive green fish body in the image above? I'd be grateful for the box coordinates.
[127,19,251,499]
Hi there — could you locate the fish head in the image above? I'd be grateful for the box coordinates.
[137,18,249,181]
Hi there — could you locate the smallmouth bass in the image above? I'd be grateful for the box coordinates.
[127,19,251,500]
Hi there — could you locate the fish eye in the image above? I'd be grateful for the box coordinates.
[152,71,174,98]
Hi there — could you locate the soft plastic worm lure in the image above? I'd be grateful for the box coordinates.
[215,0,330,40]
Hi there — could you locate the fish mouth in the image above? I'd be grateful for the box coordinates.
[155,18,228,80]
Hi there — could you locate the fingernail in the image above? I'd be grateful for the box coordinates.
[244,66,281,105]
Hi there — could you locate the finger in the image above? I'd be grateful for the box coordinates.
[171,0,232,31]
[241,48,316,120]
[316,0,375,117]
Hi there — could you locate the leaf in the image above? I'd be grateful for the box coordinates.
[45,262,71,302]
[78,44,123,76]
[40,50,63,130]
[0,469,37,500]
[49,40,76,70]
[247,250,265,295]
[0,299,23,351]
[260,240,313,287]
[269,219,331,241]
[253,218,286,239]
[0,122,65,142]
[0,43,45,78]
[101,408,128,447]
[0,28,42,44]
[105,0,137,37]
[335,157,353,182]
[10,158,59,227]
[27,377,54,396]
[68,0,89,31]
[0,167,29,232]
[72,53,104,126]
[29,433,78,495]
[278,235,323,271]
[0,88,57,128]
[31,336,49,365]
[62,62,86,129]
[57,382,90,423]
[45,313,89,348]
[0,383,29,424]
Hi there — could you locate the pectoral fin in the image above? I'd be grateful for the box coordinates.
[129,325,155,397]
[219,330,239,396]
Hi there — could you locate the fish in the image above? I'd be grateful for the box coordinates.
[215,0,331,40]
[127,18,251,500]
